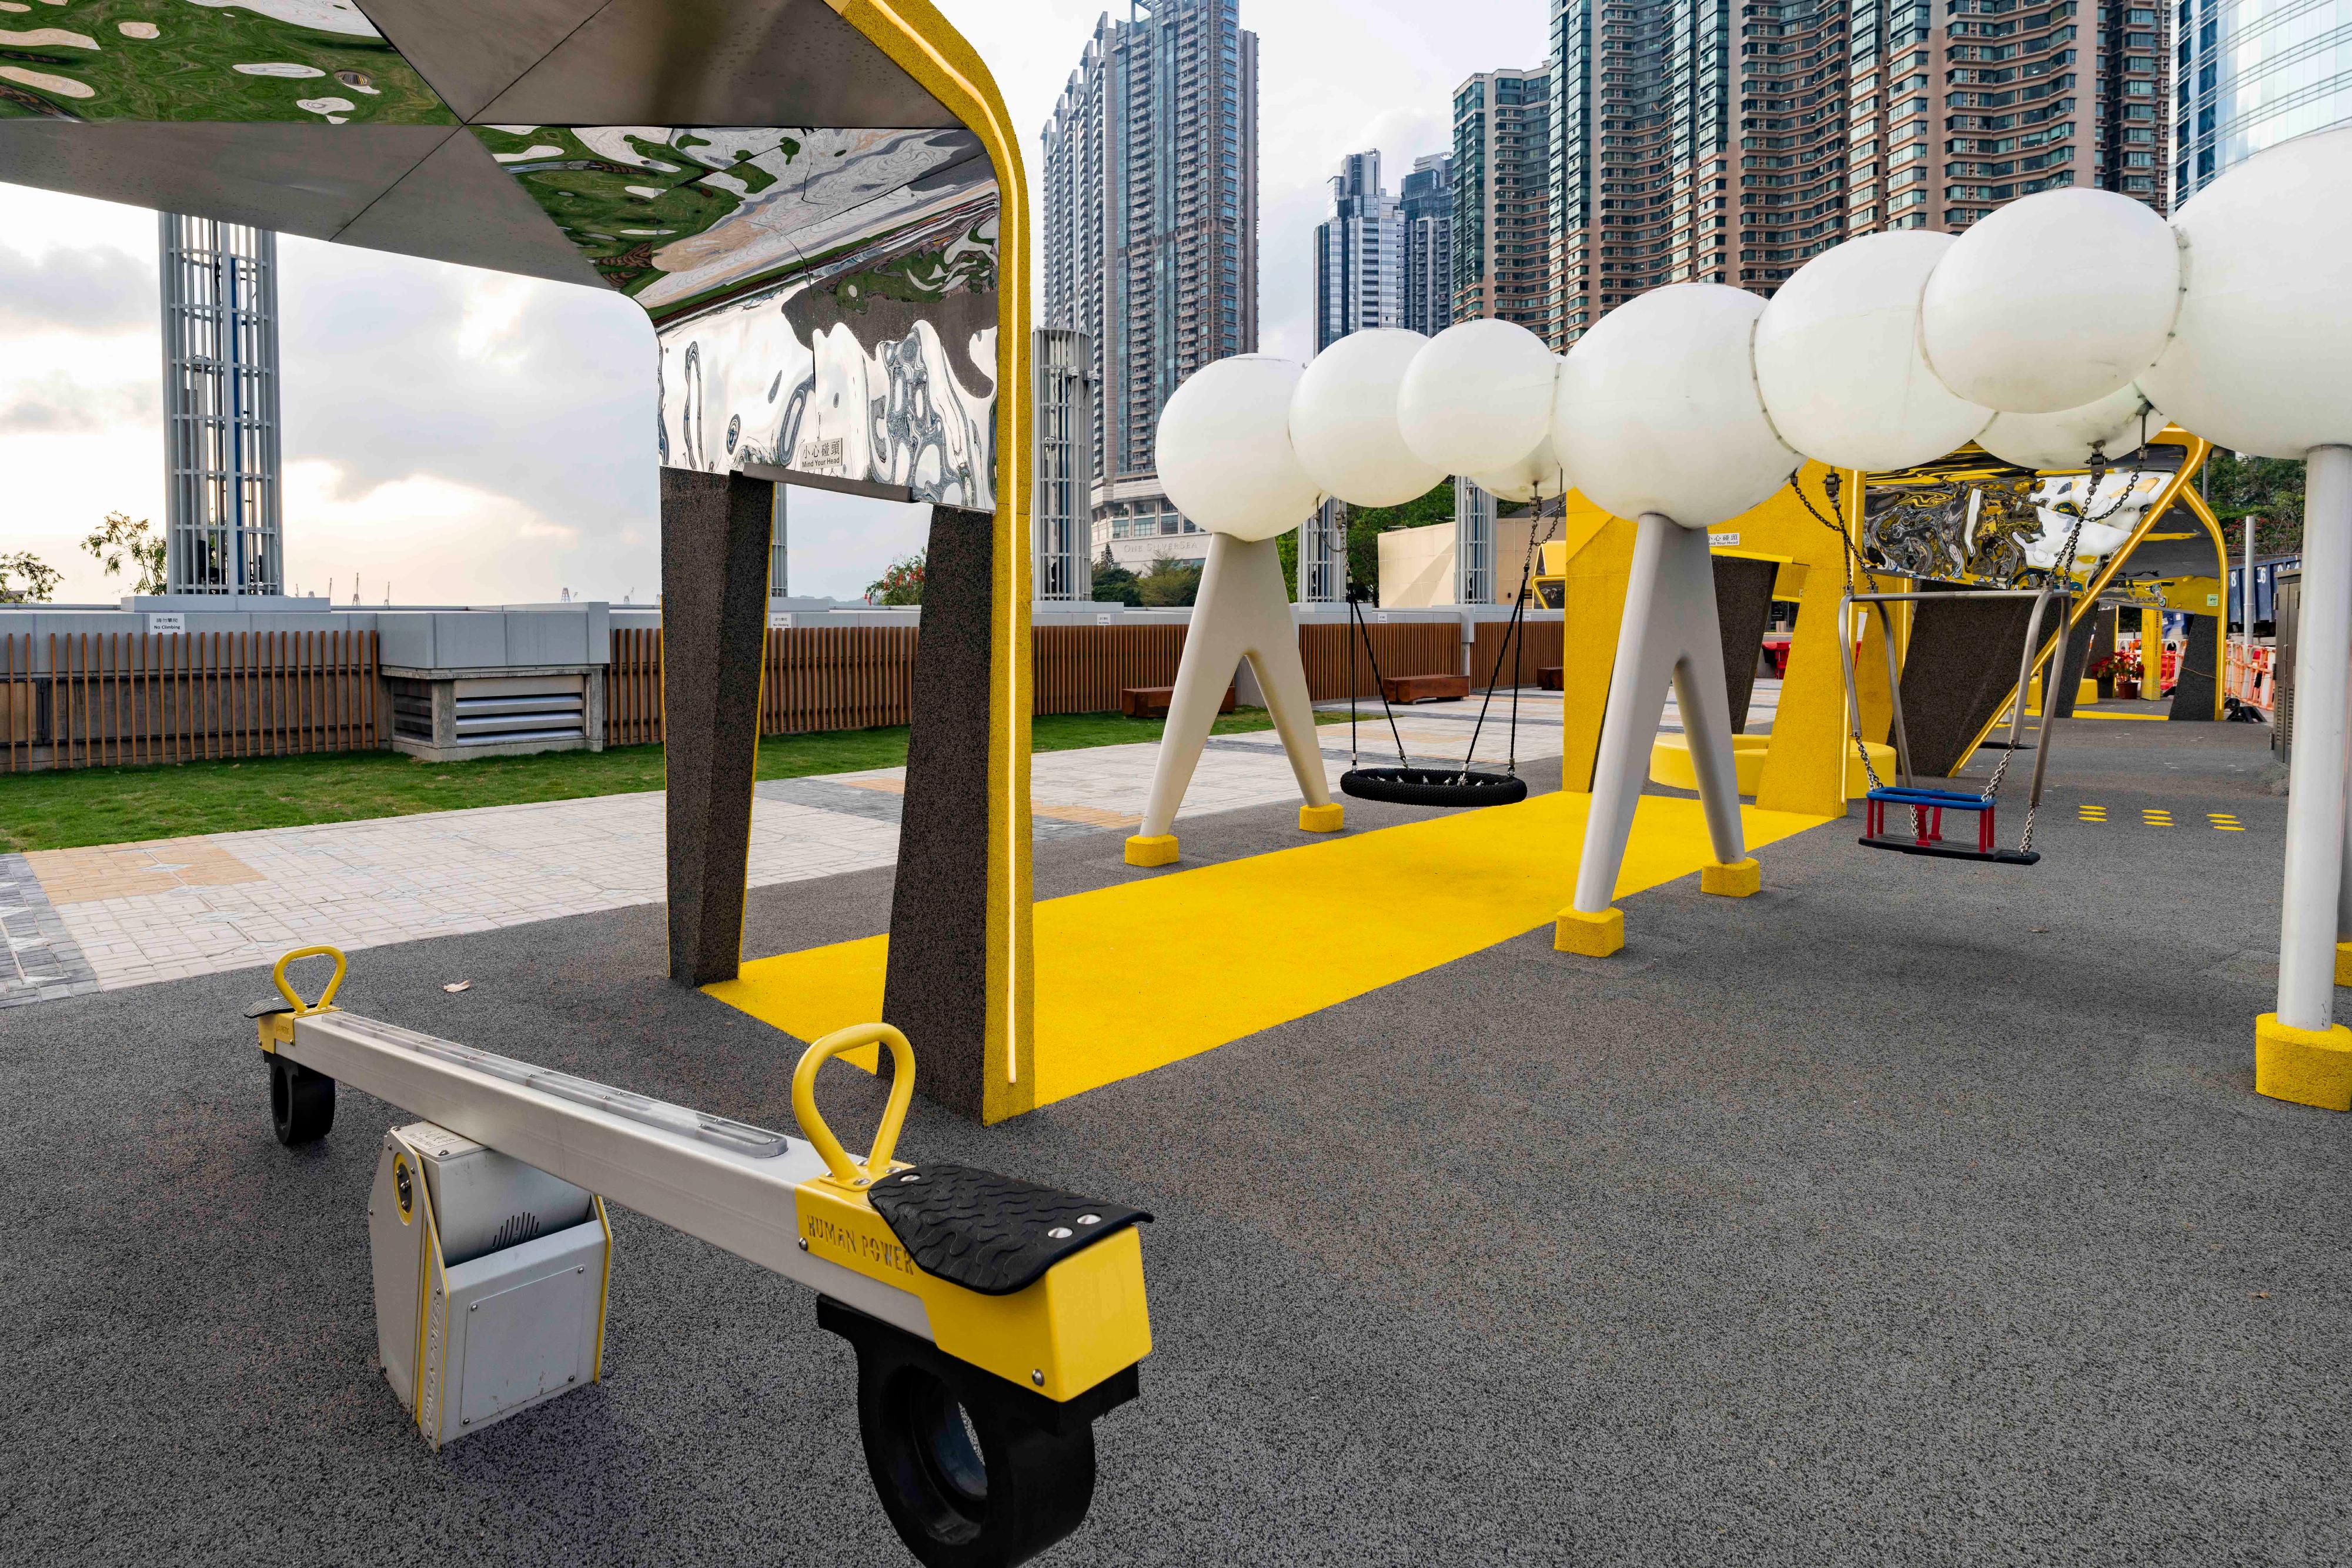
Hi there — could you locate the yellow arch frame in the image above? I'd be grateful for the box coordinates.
[828,0,1038,1121]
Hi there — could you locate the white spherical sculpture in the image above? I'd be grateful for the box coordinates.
[1552,283,1796,529]
[1921,188,2181,413]
[1472,433,1570,504]
[1976,384,2160,472]
[1154,355,1324,541]
[2140,124,2352,459]
[1754,231,1991,471]
[1288,329,1446,507]
[1396,317,1559,477]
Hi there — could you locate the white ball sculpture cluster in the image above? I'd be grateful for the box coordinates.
[1153,125,2352,542]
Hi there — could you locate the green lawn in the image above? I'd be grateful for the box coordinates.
[0,708,1348,854]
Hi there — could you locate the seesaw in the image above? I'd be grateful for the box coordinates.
[250,947,1152,1568]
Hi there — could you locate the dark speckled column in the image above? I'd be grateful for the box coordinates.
[883,503,996,1119]
[2170,613,2219,720]
[2049,609,2099,719]
[1895,589,2043,779]
[661,469,773,987]
[1712,554,1778,734]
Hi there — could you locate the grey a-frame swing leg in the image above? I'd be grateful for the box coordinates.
[1125,533,1342,867]
[1557,513,1755,955]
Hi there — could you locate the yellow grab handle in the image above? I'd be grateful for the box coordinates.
[791,1022,916,1188]
[272,945,348,1016]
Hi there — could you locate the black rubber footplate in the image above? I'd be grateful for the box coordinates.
[867,1164,1151,1296]
[1857,834,2041,865]
[1340,767,1528,808]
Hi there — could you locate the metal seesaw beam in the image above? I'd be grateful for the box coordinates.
[276,1009,934,1342]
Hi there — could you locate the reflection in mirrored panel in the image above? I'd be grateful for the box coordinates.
[0,0,453,123]
[0,10,1006,500]
[1863,450,2185,588]
[483,123,1000,505]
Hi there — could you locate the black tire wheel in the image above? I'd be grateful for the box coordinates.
[269,1055,335,1146]
[856,1344,1095,1568]
[1340,766,1529,808]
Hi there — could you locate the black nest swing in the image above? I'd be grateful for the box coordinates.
[1338,506,1553,810]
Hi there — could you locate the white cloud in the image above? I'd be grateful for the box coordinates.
[454,271,536,368]
[281,461,594,604]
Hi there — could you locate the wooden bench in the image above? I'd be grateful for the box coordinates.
[1536,666,1565,691]
[1381,673,1472,704]
[1121,684,1235,719]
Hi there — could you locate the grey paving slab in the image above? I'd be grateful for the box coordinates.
[0,852,97,1008]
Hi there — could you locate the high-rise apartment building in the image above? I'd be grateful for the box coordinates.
[1400,153,1456,335]
[1545,0,2171,344]
[1041,0,1261,567]
[2176,0,2352,200]
[1452,68,1558,340]
[1315,151,1404,349]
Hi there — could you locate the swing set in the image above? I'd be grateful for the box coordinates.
[1337,500,1562,810]
[1813,455,2145,867]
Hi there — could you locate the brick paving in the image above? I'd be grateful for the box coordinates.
[0,686,1666,1005]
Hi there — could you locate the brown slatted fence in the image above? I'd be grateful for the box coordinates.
[1471,618,1566,690]
[603,619,1513,746]
[1,631,32,774]
[41,629,375,769]
[1299,621,1462,701]
[1032,623,1189,715]
[607,627,664,747]
[764,625,920,734]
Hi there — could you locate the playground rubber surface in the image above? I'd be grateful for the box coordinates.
[5,718,2345,1566]
[708,789,1832,1106]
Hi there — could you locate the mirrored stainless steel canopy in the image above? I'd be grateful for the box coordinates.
[0,0,1001,502]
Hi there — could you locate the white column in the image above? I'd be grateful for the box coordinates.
[1136,533,1333,842]
[1571,514,1746,912]
[2277,444,2352,1028]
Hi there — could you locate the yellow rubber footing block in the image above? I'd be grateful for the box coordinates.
[1124,834,1179,868]
[1299,803,1345,833]
[1701,858,1761,897]
[1555,906,1625,957]
[2254,1013,2352,1111]
[2336,942,2352,988]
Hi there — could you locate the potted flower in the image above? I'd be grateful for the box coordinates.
[2088,649,2143,701]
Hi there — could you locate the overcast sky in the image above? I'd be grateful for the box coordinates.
[0,0,1548,606]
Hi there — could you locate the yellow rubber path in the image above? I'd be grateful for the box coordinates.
[707,791,1830,1110]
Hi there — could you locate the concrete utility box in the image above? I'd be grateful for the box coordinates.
[378,605,609,761]
[370,1123,610,1448]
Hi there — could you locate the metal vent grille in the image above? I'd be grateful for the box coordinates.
[488,1212,544,1251]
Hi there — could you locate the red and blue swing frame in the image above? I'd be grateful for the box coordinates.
[1840,580,2063,870]
[1859,785,2042,865]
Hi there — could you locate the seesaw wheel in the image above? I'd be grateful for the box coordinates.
[825,1301,1097,1567]
[269,1055,335,1146]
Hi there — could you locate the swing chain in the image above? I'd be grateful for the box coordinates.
[1461,493,1563,779]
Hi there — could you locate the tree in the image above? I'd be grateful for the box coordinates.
[1275,481,1458,601]
[1135,556,1202,607]
[2203,452,2306,556]
[82,511,168,594]
[866,549,926,606]
[1347,480,1456,595]
[1091,549,1141,606]
[0,551,60,604]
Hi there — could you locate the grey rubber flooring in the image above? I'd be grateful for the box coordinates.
[4,718,2346,1566]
